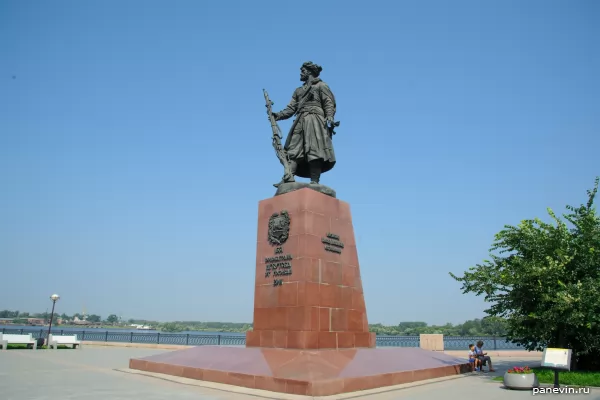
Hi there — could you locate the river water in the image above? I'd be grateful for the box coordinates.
[1,324,243,335]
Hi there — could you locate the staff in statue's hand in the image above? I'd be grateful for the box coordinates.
[268,110,281,122]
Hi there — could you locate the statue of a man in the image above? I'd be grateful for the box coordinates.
[270,61,337,187]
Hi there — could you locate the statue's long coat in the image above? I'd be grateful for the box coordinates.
[277,77,337,178]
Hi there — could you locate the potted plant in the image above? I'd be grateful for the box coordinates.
[503,366,540,390]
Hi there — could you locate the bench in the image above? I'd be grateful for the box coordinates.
[0,333,37,350]
[48,334,82,349]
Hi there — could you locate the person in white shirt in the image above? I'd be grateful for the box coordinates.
[468,344,482,371]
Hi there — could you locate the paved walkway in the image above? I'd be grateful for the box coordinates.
[1,347,598,399]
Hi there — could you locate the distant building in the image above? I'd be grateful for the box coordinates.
[72,316,91,325]
[130,324,153,330]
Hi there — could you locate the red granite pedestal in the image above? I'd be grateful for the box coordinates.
[129,189,469,396]
[246,187,375,350]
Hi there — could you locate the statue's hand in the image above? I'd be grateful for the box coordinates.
[325,116,334,125]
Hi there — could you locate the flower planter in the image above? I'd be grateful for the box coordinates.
[503,371,540,390]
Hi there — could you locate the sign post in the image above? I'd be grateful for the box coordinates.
[541,348,572,388]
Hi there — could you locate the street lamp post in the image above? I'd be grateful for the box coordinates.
[46,294,60,345]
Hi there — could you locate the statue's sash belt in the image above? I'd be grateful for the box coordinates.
[284,105,325,149]
[296,104,325,117]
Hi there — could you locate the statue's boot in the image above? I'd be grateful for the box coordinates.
[308,159,322,185]
[273,176,295,188]
[273,161,297,188]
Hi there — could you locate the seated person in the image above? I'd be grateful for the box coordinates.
[475,340,495,372]
[468,344,481,371]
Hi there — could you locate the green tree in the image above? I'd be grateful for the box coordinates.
[449,178,600,370]
[106,314,119,324]
[481,316,508,336]
[160,322,185,332]
[397,322,427,332]
[458,319,482,336]
[86,314,101,323]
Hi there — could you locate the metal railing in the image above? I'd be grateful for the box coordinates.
[444,335,522,350]
[376,335,420,347]
[0,328,246,346]
[0,327,521,349]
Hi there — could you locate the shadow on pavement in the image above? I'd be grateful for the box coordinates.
[464,358,542,383]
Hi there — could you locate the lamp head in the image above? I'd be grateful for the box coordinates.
[50,294,60,302]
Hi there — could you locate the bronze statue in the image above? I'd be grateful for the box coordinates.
[264,62,339,191]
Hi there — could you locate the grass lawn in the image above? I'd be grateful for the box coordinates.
[5,344,73,350]
[493,368,600,387]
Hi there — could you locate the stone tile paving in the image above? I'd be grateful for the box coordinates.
[1,347,598,399]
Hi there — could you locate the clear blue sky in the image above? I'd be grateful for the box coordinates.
[1,0,598,325]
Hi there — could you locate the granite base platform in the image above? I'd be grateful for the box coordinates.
[274,181,336,198]
[129,346,470,396]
